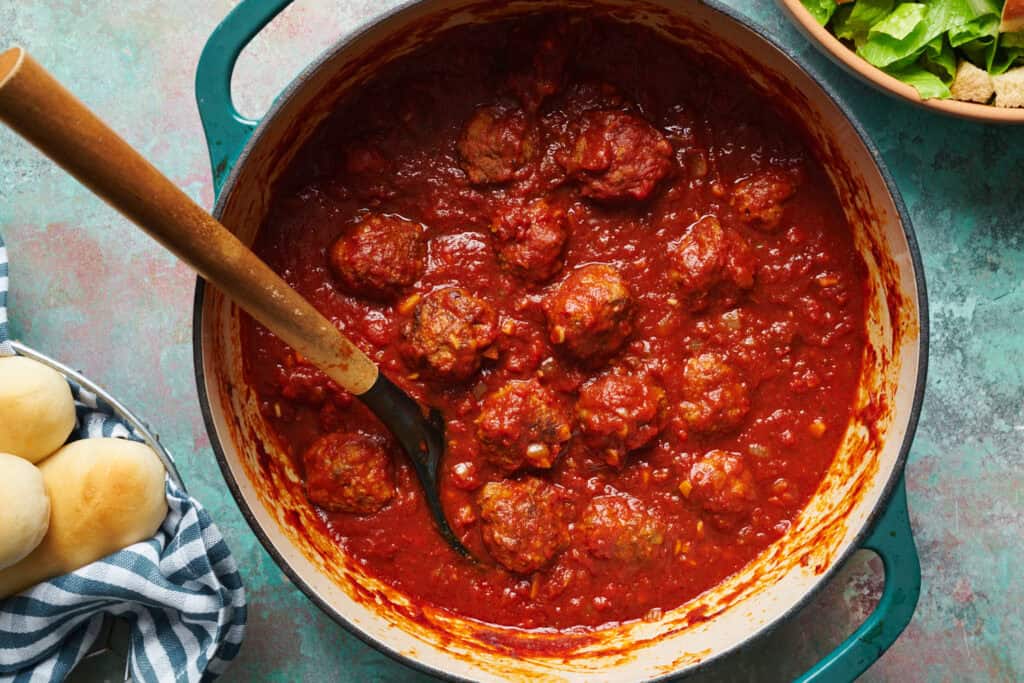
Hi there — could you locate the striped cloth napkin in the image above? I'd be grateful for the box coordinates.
[0,234,247,682]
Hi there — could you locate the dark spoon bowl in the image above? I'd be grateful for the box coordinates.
[359,374,471,558]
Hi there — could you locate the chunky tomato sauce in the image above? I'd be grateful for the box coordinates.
[242,14,868,631]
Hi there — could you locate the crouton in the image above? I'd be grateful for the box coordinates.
[992,66,1024,108]
[1001,0,1024,32]
[950,61,994,103]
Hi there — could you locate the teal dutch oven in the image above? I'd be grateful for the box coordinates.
[192,1,928,680]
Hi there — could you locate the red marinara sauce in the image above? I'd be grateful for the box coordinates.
[241,14,868,631]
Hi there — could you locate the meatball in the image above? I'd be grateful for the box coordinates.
[400,287,499,381]
[678,353,751,433]
[477,379,572,471]
[685,450,757,516]
[576,370,666,467]
[545,264,635,363]
[577,493,666,563]
[477,476,573,573]
[505,19,571,111]
[731,171,797,231]
[491,199,568,281]
[329,213,426,299]
[341,142,392,199]
[560,110,673,201]
[670,215,756,310]
[303,433,395,515]
[276,363,344,406]
[457,105,535,185]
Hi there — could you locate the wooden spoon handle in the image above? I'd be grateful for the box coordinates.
[0,47,378,395]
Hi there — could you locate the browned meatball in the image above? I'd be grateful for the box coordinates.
[303,433,395,515]
[545,264,634,363]
[341,142,392,199]
[477,476,573,573]
[678,353,750,433]
[576,370,666,467]
[505,18,573,112]
[577,493,666,563]
[400,288,499,381]
[477,379,571,471]
[276,363,342,406]
[731,171,797,231]
[670,216,756,311]
[457,105,535,185]
[685,450,757,516]
[491,199,569,281]
[329,214,426,299]
[560,110,673,201]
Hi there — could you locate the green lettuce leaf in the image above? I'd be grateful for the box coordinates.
[921,35,958,80]
[995,31,1024,72]
[990,31,1024,73]
[959,31,1024,73]
[801,0,839,25]
[872,3,928,40]
[858,4,932,68]
[886,63,953,98]
[934,0,1001,46]
[814,0,1019,100]
[948,13,1000,47]
[959,35,997,68]
[855,1,1004,71]
[833,0,897,46]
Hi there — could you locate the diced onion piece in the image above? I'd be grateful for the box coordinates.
[721,309,741,330]
[749,443,769,458]
[397,293,421,315]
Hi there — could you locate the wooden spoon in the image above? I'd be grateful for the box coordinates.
[0,47,469,557]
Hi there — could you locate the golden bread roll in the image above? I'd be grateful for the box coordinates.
[0,438,167,598]
[0,356,76,463]
[0,453,51,570]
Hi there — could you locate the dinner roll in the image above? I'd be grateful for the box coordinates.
[0,453,50,571]
[0,356,76,463]
[0,438,167,598]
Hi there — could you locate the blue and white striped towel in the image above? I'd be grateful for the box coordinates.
[0,234,247,682]
[0,237,11,357]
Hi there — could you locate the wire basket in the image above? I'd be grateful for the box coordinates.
[8,339,186,680]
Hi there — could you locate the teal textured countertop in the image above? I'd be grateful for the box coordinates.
[1,2,1022,681]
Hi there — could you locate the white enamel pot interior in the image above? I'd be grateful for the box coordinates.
[193,0,927,680]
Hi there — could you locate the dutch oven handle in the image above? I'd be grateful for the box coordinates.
[798,476,921,682]
[195,0,293,198]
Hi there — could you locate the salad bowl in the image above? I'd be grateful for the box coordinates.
[779,0,1024,123]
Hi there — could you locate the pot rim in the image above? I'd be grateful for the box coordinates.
[191,1,930,679]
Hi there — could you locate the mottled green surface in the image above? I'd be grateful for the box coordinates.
[1,1,1022,681]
